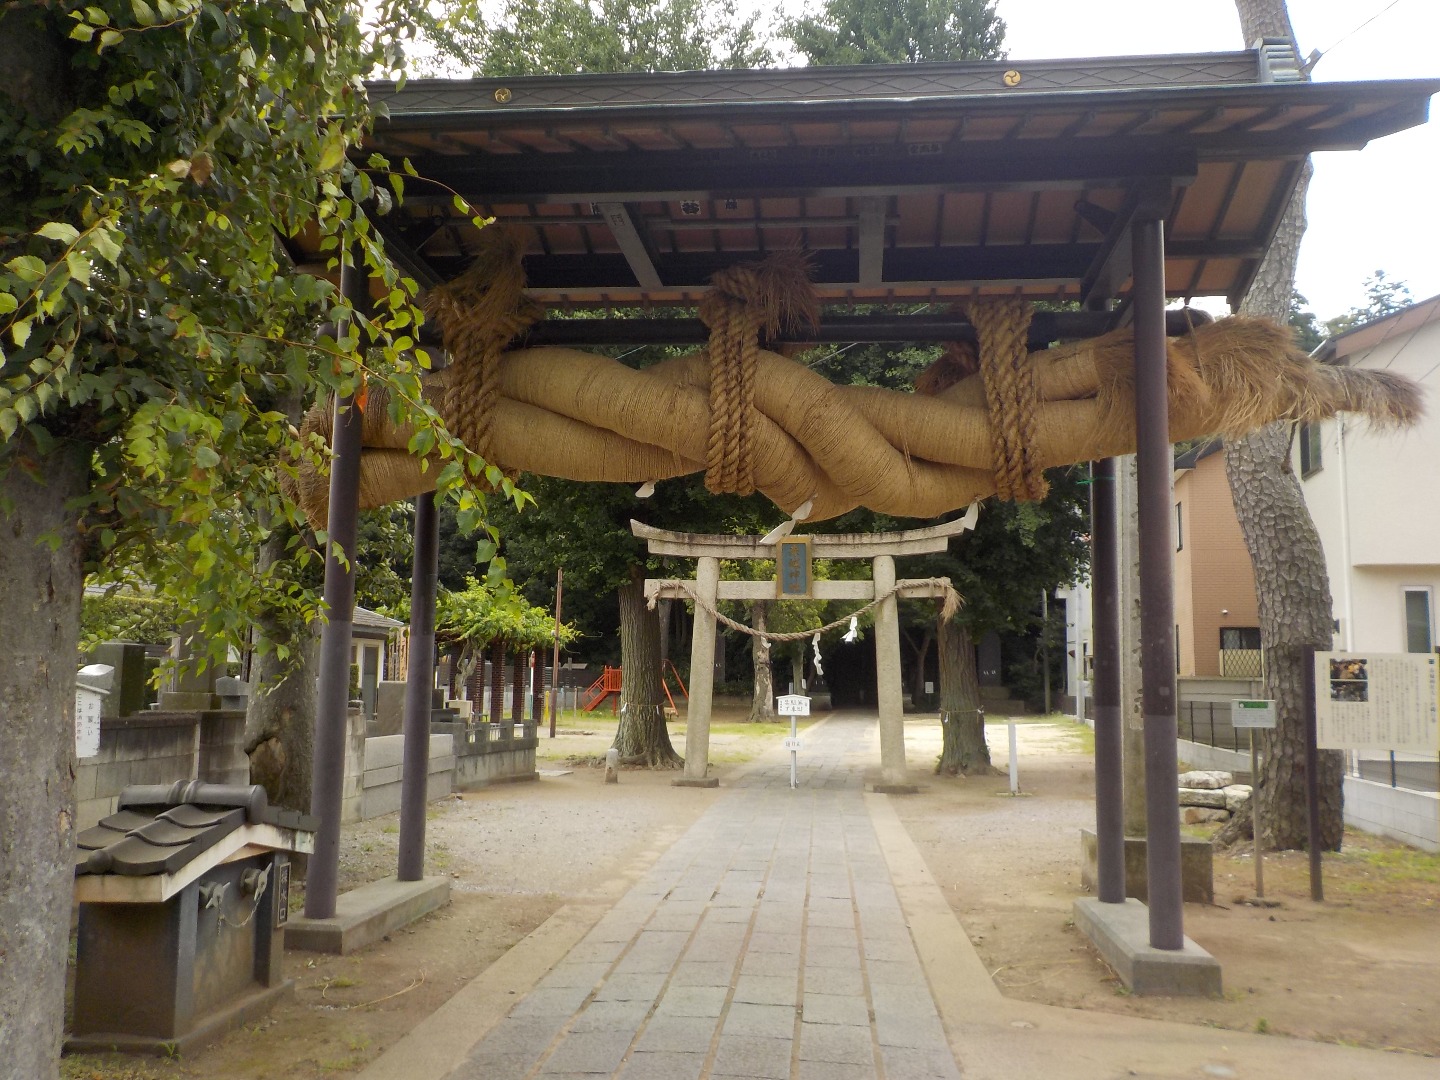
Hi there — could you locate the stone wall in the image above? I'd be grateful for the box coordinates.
[75,710,248,831]
[360,733,455,820]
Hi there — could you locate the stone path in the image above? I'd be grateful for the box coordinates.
[446,714,958,1080]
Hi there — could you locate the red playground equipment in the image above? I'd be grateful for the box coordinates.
[581,662,690,715]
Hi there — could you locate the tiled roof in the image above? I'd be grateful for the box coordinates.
[76,782,317,879]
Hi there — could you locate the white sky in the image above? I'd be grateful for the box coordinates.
[775,0,1440,320]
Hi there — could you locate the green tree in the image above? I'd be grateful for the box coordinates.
[424,0,772,75]
[785,0,1005,65]
[1324,269,1414,337]
[0,4,496,1071]
[1288,290,1325,354]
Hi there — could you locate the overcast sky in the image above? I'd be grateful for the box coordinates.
[774,0,1439,319]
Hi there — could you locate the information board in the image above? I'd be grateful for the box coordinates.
[1232,699,1277,730]
[1315,651,1440,755]
[777,695,810,716]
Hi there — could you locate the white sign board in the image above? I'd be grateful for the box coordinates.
[782,737,803,752]
[776,695,810,716]
[1231,699,1277,730]
[75,686,104,759]
[1315,651,1440,755]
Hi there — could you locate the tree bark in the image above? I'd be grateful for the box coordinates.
[0,436,89,1078]
[747,602,775,723]
[935,618,996,775]
[1227,0,1343,850]
[244,525,320,817]
[906,626,935,707]
[613,566,682,766]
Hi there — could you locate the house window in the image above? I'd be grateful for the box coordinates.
[1219,626,1263,678]
[1403,588,1433,653]
[1174,502,1183,551]
[1299,421,1322,477]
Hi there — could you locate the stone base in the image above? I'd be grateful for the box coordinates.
[285,876,450,955]
[1080,829,1214,904]
[872,783,921,795]
[672,776,720,788]
[65,980,293,1057]
[156,690,219,711]
[1073,897,1222,996]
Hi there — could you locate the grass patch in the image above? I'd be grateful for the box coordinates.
[1340,839,1440,884]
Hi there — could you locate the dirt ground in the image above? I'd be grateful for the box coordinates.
[64,710,1439,1079]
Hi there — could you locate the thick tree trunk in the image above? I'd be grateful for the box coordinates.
[747,602,775,722]
[244,527,320,817]
[935,619,995,775]
[1225,0,1343,850]
[0,437,89,1078]
[613,567,681,766]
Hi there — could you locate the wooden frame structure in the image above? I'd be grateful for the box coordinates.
[289,41,1438,964]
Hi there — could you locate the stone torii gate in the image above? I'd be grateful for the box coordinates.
[634,506,978,792]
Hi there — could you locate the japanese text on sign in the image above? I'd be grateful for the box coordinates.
[1315,651,1440,755]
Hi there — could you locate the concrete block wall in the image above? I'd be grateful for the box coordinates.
[360,733,455,820]
[1344,775,1439,852]
[454,746,538,790]
[75,710,247,831]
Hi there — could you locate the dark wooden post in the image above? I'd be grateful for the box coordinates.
[510,649,526,725]
[488,640,505,724]
[398,492,438,883]
[304,252,368,920]
[1091,457,1126,903]
[1132,195,1185,950]
[532,647,547,726]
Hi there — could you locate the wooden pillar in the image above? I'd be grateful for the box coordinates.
[398,492,438,883]
[510,649,525,725]
[678,556,720,786]
[304,252,367,921]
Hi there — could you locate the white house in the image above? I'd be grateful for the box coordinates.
[1297,294,1440,655]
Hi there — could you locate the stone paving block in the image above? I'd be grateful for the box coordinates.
[711,1034,792,1080]
[447,1051,535,1080]
[566,940,628,965]
[670,960,734,987]
[594,973,666,1003]
[874,1010,949,1051]
[862,936,918,963]
[802,965,865,996]
[869,983,934,1014]
[802,992,871,1027]
[618,1050,706,1080]
[880,1045,964,1080]
[740,950,800,978]
[644,913,700,934]
[799,1020,874,1064]
[806,924,860,949]
[732,973,797,1006]
[864,958,927,985]
[569,998,652,1033]
[509,984,594,1017]
[464,1016,566,1060]
[655,899,707,917]
[722,1001,797,1038]
[539,961,612,990]
[805,943,862,969]
[705,904,754,923]
[539,1030,634,1075]
[654,985,729,1018]
[632,1015,716,1053]
[747,930,801,956]
[797,1059,879,1080]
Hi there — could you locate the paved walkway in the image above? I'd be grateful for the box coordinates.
[449,714,951,1080]
[364,713,1440,1080]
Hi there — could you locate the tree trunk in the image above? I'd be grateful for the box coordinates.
[244,526,320,818]
[747,602,775,722]
[613,566,681,766]
[657,597,672,664]
[910,626,934,707]
[1226,0,1344,850]
[935,618,996,775]
[0,436,89,1078]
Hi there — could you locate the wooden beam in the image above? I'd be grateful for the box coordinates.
[857,196,885,286]
[597,201,663,290]
[1080,178,1175,310]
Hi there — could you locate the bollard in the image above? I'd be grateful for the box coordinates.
[604,747,620,784]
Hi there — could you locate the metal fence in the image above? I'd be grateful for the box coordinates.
[1178,699,1246,751]
[1218,648,1264,679]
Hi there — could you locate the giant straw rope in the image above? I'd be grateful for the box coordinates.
[290,229,1421,526]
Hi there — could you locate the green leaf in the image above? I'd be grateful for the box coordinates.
[0,409,16,439]
[70,23,95,42]
[12,320,31,348]
[0,293,17,315]
[98,28,124,51]
[130,0,155,26]
[319,131,346,172]
[66,251,91,286]
[194,445,220,468]
[37,222,80,244]
[6,255,46,281]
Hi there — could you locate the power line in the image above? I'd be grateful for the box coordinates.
[1312,0,1409,68]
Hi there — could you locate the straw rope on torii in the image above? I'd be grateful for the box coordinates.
[290,228,1422,527]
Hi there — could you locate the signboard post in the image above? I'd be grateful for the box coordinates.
[777,694,809,789]
[1233,699,1277,899]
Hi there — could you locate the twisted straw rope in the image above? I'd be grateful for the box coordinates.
[656,576,962,641]
[968,298,1048,502]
